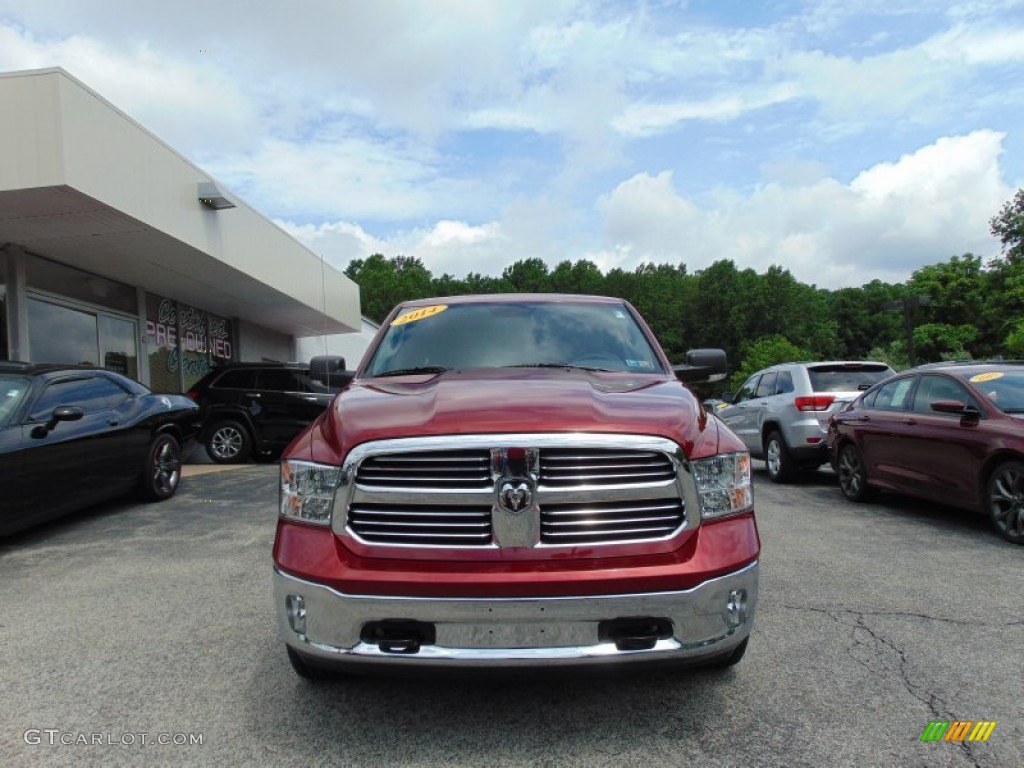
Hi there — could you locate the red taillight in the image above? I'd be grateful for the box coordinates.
[185,389,199,402]
[794,395,835,412]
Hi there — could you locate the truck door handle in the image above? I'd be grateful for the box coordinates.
[244,392,262,398]
[901,418,917,425]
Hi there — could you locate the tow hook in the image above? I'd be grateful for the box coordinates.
[361,620,437,654]
[598,617,673,651]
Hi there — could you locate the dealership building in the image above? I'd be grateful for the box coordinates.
[0,67,361,393]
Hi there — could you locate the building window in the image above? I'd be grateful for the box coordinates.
[100,315,139,378]
[0,260,7,360]
[27,299,100,366]
[25,253,137,314]
[27,297,139,378]
[145,294,235,392]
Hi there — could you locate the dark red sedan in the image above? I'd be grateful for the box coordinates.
[827,361,1024,544]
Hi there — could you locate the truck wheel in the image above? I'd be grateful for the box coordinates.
[205,420,251,464]
[286,646,331,681]
[139,434,181,501]
[837,443,872,502]
[764,431,795,483]
[985,461,1024,544]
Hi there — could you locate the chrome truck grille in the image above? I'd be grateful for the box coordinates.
[338,434,691,550]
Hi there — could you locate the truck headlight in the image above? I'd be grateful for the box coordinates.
[691,452,753,520]
[280,460,341,526]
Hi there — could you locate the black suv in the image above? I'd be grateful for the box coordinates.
[186,358,346,463]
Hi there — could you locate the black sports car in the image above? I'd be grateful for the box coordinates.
[0,362,201,536]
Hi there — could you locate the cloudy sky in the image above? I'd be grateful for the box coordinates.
[2,1,1023,289]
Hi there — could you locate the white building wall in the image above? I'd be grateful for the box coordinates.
[296,318,380,368]
[237,320,294,363]
[0,72,64,188]
[0,68,360,337]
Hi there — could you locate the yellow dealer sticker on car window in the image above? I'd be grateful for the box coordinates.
[392,305,448,326]
[970,371,1004,383]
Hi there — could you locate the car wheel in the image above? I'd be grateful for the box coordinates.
[764,431,795,483]
[286,646,331,681]
[985,461,1024,545]
[140,433,182,501]
[205,420,251,464]
[837,443,872,502]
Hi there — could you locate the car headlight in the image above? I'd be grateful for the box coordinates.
[691,452,753,520]
[280,460,341,526]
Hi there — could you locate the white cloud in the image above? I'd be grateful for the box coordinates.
[924,24,1024,65]
[0,23,259,157]
[0,1,1020,295]
[595,131,1011,288]
[613,83,800,137]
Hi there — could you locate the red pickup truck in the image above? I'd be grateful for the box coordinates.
[273,294,759,677]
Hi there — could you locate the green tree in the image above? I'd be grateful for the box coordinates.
[911,323,977,362]
[729,335,812,390]
[501,258,551,292]
[549,259,606,294]
[990,188,1024,263]
[828,281,903,359]
[866,340,910,371]
[981,256,1024,357]
[344,253,433,322]
[626,262,693,360]
[1003,319,1024,357]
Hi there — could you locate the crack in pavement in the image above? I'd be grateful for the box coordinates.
[783,605,988,768]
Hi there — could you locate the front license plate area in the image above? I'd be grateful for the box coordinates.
[439,621,594,649]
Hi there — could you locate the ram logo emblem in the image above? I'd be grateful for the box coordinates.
[498,480,532,514]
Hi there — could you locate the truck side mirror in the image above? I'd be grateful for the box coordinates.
[673,349,728,384]
[310,355,355,388]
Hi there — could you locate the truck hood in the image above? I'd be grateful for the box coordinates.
[307,367,729,461]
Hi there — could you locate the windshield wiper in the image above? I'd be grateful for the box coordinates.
[505,363,612,372]
[376,366,450,378]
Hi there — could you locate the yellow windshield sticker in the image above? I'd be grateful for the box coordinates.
[969,371,1004,383]
[392,304,448,326]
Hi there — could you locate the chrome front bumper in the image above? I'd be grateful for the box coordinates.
[274,561,758,669]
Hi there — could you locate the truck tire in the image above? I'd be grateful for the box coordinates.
[709,637,748,668]
[286,646,331,681]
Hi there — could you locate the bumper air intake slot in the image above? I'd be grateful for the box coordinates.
[360,620,437,654]
[598,617,673,651]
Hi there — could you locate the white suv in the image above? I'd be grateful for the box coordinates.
[716,361,894,483]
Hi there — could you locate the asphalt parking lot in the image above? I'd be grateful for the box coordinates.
[1,462,1021,768]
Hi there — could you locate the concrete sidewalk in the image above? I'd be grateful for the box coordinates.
[181,442,268,478]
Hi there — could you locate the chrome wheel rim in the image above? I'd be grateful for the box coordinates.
[989,466,1024,542]
[766,440,781,477]
[153,440,180,495]
[838,446,862,496]
[211,426,243,459]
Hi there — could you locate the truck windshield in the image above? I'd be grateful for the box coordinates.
[364,300,664,376]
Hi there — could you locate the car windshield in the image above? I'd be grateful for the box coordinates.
[807,364,893,392]
[967,370,1024,413]
[0,375,31,426]
[364,300,664,376]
